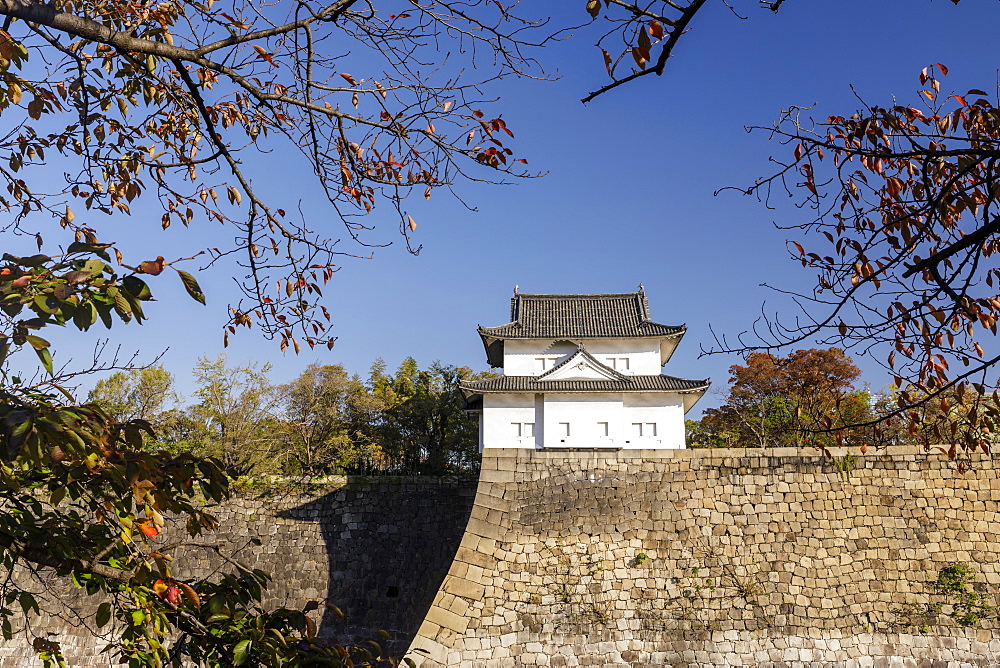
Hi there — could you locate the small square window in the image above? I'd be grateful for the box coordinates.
[597,422,609,437]
[559,422,570,437]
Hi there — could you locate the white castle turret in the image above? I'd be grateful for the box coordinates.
[460,287,709,450]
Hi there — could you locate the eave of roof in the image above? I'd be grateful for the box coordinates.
[460,374,710,413]
[459,375,710,395]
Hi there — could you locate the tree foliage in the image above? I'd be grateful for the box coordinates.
[727,63,1000,456]
[88,365,177,423]
[187,355,280,478]
[360,358,489,474]
[692,348,870,449]
[0,0,549,353]
[0,250,407,666]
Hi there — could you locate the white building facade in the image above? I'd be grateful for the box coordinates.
[461,289,709,450]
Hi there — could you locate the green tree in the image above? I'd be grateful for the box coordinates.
[277,363,354,475]
[361,358,488,473]
[87,365,177,424]
[189,355,280,478]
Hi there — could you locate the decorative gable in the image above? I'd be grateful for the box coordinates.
[536,347,627,382]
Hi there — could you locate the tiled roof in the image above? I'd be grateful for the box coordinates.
[478,292,685,340]
[459,375,710,394]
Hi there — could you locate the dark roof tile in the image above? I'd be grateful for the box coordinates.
[479,292,684,340]
[459,375,709,394]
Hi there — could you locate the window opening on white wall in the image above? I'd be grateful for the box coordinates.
[597,422,609,437]
[606,357,630,371]
[559,422,570,437]
[512,422,535,438]
[535,357,559,372]
[631,422,658,437]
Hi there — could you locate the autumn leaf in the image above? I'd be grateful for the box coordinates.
[138,256,166,276]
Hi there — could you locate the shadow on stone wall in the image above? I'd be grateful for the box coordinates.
[0,476,477,667]
[275,477,476,655]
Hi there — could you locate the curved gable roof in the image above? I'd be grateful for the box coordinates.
[478,290,685,367]
[480,291,684,339]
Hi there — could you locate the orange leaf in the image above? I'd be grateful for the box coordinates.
[649,20,663,39]
[601,48,612,77]
[138,256,165,276]
[176,582,201,610]
[339,73,357,86]
[631,47,648,69]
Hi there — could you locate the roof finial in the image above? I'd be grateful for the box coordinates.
[514,284,519,295]
[638,282,645,292]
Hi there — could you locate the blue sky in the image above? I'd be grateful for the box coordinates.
[25,0,1000,415]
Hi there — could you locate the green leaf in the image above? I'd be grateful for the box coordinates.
[122,275,152,301]
[176,270,206,305]
[66,241,112,261]
[96,602,112,628]
[106,287,132,321]
[35,346,53,375]
[18,593,37,615]
[50,485,66,507]
[23,334,49,351]
[96,304,113,329]
[10,254,49,268]
[232,639,251,665]
[72,300,97,331]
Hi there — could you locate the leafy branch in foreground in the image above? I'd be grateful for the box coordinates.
[0,0,544,351]
[711,65,1000,456]
[0,249,401,666]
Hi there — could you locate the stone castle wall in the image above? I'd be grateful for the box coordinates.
[407,447,1000,667]
[0,476,476,666]
[6,448,1000,667]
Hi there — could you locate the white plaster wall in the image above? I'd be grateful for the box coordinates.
[542,393,624,447]
[622,393,686,449]
[481,394,538,449]
[502,339,662,375]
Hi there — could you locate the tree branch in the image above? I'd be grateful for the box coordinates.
[0,529,136,582]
